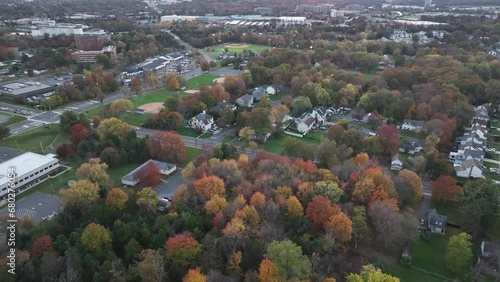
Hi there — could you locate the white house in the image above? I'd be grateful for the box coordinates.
[455,158,485,179]
[266,86,276,95]
[401,119,426,132]
[121,160,176,186]
[391,154,403,171]
[188,111,214,131]
[236,94,254,108]
[297,116,316,134]
[312,106,327,124]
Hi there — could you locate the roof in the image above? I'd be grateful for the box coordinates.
[194,112,213,122]
[236,94,253,106]
[252,87,266,100]
[121,160,176,184]
[428,209,447,227]
[0,147,23,163]
[140,57,170,70]
[0,152,57,186]
[403,119,426,127]
[1,81,54,96]
[315,106,327,116]
[211,101,232,112]
[301,116,315,126]
[167,52,184,60]
[392,154,402,162]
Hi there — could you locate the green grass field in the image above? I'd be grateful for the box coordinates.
[186,147,202,164]
[128,91,175,108]
[212,44,271,53]
[264,133,323,154]
[387,265,443,282]
[0,112,27,126]
[186,74,220,90]
[0,126,67,154]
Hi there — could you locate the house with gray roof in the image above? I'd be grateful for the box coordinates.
[121,160,176,186]
[297,115,316,134]
[251,87,266,101]
[427,209,447,235]
[188,110,214,132]
[401,119,426,132]
[236,94,254,108]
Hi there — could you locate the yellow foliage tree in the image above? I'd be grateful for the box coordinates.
[59,179,99,208]
[286,196,304,218]
[205,194,228,214]
[105,188,129,210]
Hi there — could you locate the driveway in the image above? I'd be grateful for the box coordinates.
[154,171,185,198]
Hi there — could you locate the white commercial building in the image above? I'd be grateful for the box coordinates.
[0,151,59,199]
[31,25,85,37]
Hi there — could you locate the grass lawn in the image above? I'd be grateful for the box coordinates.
[128,91,175,108]
[186,74,220,90]
[212,44,271,53]
[484,171,500,181]
[387,265,443,282]
[0,126,67,154]
[177,127,201,138]
[487,141,500,151]
[186,147,202,164]
[222,136,234,144]
[264,133,322,154]
[411,230,467,280]
[484,160,499,169]
[0,112,27,126]
[199,132,213,139]
[400,130,423,139]
[123,113,153,127]
[306,131,325,140]
[107,162,141,186]
[486,212,500,239]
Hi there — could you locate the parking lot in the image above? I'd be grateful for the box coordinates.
[0,192,61,223]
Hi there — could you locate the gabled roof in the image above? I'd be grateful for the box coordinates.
[392,154,402,163]
[194,112,213,121]
[236,94,253,106]
[300,116,315,126]
[314,106,327,117]
[252,87,266,100]
[211,101,233,112]
[455,158,483,171]
[428,209,447,227]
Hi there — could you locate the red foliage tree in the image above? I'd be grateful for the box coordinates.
[165,232,202,267]
[430,176,463,202]
[376,124,400,154]
[70,124,89,144]
[137,162,162,187]
[56,143,76,161]
[146,131,186,164]
[305,195,340,231]
[31,235,54,256]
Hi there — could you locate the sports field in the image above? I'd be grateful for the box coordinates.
[212,44,271,53]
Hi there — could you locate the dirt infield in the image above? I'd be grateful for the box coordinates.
[137,102,164,114]
[213,77,226,84]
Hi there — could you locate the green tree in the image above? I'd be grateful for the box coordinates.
[109,99,133,118]
[0,125,10,140]
[445,233,472,274]
[96,117,133,146]
[258,94,272,109]
[346,264,399,282]
[59,111,80,132]
[313,181,344,204]
[96,54,113,69]
[81,222,112,254]
[267,240,311,280]
[351,206,370,249]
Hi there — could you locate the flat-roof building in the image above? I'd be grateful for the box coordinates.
[71,46,117,63]
[0,81,56,100]
[0,150,59,199]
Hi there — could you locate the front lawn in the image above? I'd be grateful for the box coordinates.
[0,126,67,154]
[177,127,202,138]
[0,112,27,126]
[387,264,443,282]
[484,160,499,169]
[186,147,202,164]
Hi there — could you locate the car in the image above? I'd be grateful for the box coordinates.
[419,219,425,226]
[162,196,172,201]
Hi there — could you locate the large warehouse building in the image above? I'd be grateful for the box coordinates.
[0,81,56,100]
[0,147,60,199]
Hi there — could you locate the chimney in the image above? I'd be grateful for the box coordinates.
[203,110,206,114]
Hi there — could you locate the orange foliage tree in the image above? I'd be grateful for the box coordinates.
[31,235,53,256]
[105,188,129,210]
[258,258,283,282]
[250,191,266,206]
[194,176,225,199]
[324,211,353,244]
[305,195,339,231]
[286,196,304,218]
[430,176,463,202]
[165,232,202,267]
[183,267,207,282]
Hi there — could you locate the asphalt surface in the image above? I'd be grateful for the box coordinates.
[0,192,61,224]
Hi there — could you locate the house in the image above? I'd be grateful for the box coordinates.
[210,100,236,113]
[121,160,176,186]
[402,119,426,132]
[326,105,341,115]
[481,241,497,258]
[266,85,276,95]
[312,106,327,124]
[236,94,254,107]
[252,87,266,101]
[297,115,316,134]
[391,154,403,171]
[427,209,447,235]
[455,158,485,179]
[188,110,214,131]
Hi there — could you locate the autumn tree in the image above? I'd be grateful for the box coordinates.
[108,99,133,118]
[183,267,207,282]
[59,180,99,209]
[165,232,202,267]
[76,158,110,187]
[146,131,187,164]
[353,153,369,166]
[205,194,228,214]
[258,259,282,282]
[167,76,180,91]
[136,187,159,214]
[227,251,242,276]
[327,124,345,143]
[351,206,370,249]
[397,169,423,205]
[31,235,54,256]
[306,196,339,231]
[132,249,165,282]
[96,117,133,146]
[92,116,101,128]
[285,196,304,218]
[147,72,160,89]
[346,264,400,282]
[250,192,266,206]
[81,222,112,254]
[313,181,344,204]
[70,124,89,145]
[445,233,472,274]
[194,176,225,199]
[137,162,162,187]
[56,143,76,161]
[267,240,311,280]
[430,176,462,202]
[105,188,129,210]
[223,76,246,98]
[99,147,122,168]
[377,124,400,155]
[130,76,142,93]
[324,211,353,244]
